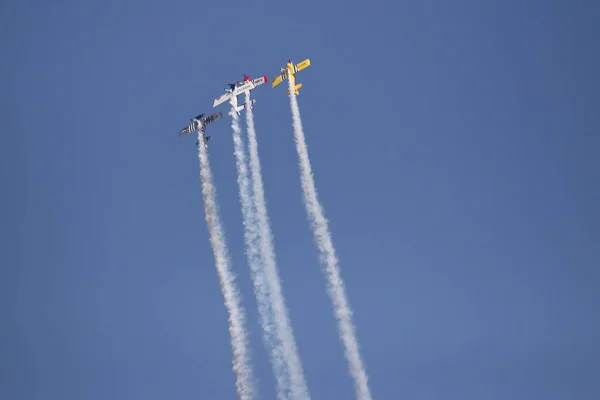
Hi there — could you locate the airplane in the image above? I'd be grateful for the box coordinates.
[213,75,268,113]
[178,112,222,147]
[271,59,311,95]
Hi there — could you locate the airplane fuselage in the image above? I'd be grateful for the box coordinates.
[229,92,239,109]
[284,62,302,95]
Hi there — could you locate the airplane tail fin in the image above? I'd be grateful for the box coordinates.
[287,83,303,95]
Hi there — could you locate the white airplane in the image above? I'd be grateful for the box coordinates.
[213,75,268,114]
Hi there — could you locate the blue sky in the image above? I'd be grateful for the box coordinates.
[3,0,599,399]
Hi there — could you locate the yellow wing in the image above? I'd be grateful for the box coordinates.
[271,74,284,88]
[295,59,311,72]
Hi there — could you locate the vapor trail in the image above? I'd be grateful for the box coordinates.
[244,92,311,400]
[196,129,255,400]
[230,104,290,399]
[286,79,372,400]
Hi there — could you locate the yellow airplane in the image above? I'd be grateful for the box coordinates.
[271,59,311,95]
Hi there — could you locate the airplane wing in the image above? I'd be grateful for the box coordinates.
[251,76,268,86]
[213,92,232,107]
[205,112,223,124]
[295,59,310,72]
[179,122,198,137]
[233,80,254,95]
[271,74,285,88]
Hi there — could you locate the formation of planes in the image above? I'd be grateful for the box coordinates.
[178,58,311,147]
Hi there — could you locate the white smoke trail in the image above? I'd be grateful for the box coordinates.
[229,104,290,399]
[244,92,311,400]
[286,79,372,400]
[196,129,255,400]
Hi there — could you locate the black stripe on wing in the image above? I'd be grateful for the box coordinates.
[179,122,197,136]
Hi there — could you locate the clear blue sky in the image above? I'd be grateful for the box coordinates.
[3,0,599,399]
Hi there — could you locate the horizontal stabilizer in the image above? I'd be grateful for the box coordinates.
[287,83,303,95]
[234,99,256,113]
[196,135,211,148]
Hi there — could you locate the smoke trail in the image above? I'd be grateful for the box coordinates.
[229,105,290,399]
[286,79,372,400]
[196,129,255,400]
[244,92,311,400]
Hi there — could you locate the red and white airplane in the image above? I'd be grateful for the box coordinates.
[213,75,268,114]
